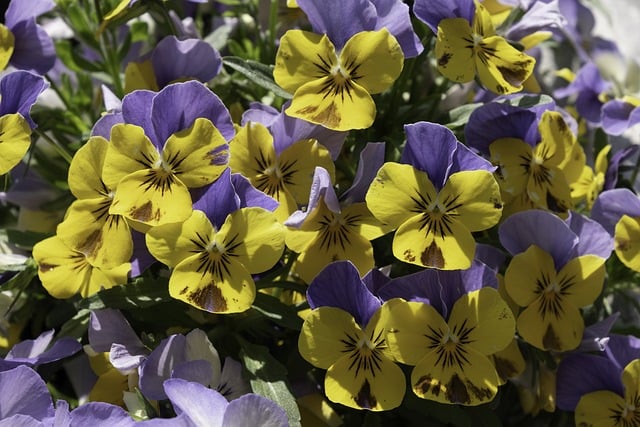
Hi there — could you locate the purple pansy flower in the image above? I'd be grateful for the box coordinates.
[0,69,49,129]
[413,0,475,34]
[554,62,611,124]
[296,0,423,57]
[1,0,56,74]
[0,329,81,372]
[591,188,640,235]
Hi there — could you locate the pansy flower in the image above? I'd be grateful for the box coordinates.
[285,143,387,283]
[592,188,640,272]
[229,119,335,222]
[414,0,535,94]
[146,169,283,313]
[102,81,233,228]
[124,36,222,93]
[298,261,405,411]
[500,210,613,351]
[366,121,502,270]
[0,329,81,372]
[0,0,56,74]
[378,261,515,405]
[0,70,48,175]
[273,0,413,130]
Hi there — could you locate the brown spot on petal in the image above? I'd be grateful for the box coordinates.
[497,63,529,88]
[465,378,493,401]
[403,249,416,263]
[129,201,154,222]
[188,283,228,313]
[445,373,470,405]
[77,229,103,258]
[542,324,561,351]
[617,238,631,252]
[546,191,569,213]
[494,356,518,381]
[421,242,444,268]
[38,262,57,273]
[298,102,341,129]
[438,52,453,67]
[414,375,441,397]
[354,379,377,409]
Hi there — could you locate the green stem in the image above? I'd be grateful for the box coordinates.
[34,129,73,164]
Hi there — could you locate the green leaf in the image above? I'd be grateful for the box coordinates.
[446,103,483,128]
[223,56,293,99]
[501,94,554,109]
[57,308,91,340]
[1,258,37,290]
[77,276,170,311]
[6,229,54,250]
[239,339,302,427]
[252,292,303,331]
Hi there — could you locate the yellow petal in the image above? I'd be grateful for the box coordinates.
[516,297,584,351]
[393,213,476,270]
[146,209,214,267]
[622,359,640,402]
[383,300,448,366]
[595,145,612,176]
[366,162,435,229]
[163,118,228,187]
[0,113,32,175]
[338,29,403,94]
[169,253,256,313]
[57,199,132,268]
[124,60,159,93]
[448,288,515,356]
[108,168,193,226]
[411,344,500,406]
[491,339,525,383]
[278,139,335,203]
[325,351,405,411]
[0,24,15,71]
[103,124,160,190]
[475,35,535,94]
[615,215,640,272]
[557,255,605,308]
[435,18,476,83]
[218,207,285,273]
[575,391,626,427]
[274,30,337,94]
[33,236,129,299]
[505,245,555,307]
[298,307,361,370]
[489,137,532,199]
[285,76,375,131]
[68,136,111,199]
[440,170,502,232]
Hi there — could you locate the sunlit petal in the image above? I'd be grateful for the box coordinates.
[615,215,640,272]
[0,113,31,175]
[103,123,160,189]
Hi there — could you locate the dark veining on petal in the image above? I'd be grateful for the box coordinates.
[354,379,377,409]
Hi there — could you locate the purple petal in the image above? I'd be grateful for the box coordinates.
[377,268,443,315]
[413,0,475,33]
[605,145,639,190]
[88,309,145,354]
[9,19,56,74]
[371,0,423,58]
[591,189,640,235]
[451,140,495,174]
[505,0,566,42]
[577,313,620,352]
[474,243,507,271]
[241,102,279,128]
[0,70,49,129]
[306,261,381,328]
[602,100,638,136]
[499,209,578,268]
[296,0,377,49]
[0,366,54,420]
[130,229,156,277]
[151,36,222,87]
[69,402,134,427]
[121,90,159,148]
[191,169,240,229]
[0,414,43,427]
[139,334,188,400]
[6,330,54,360]
[564,211,614,259]
[556,353,624,411]
[101,85,122,112]
[605,334,640,370]
[402,122,456,190]
[91,112,124,139]
[285,167,339,228]
[217,357,250,401]
[164,379,227,427]
[52,399,71,427]
[5,0,55,25]
[361,267,391,297]
[151,81,234,146]
[110,343,147,374]
[231,173,278,212]
[171,360,213,387]
[266,101,346,158]
[439,261,497,318]
[465,103,539,155]
[341,142,385,204]
[222,394,289,427]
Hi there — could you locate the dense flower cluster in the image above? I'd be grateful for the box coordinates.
[1,0,640,425]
